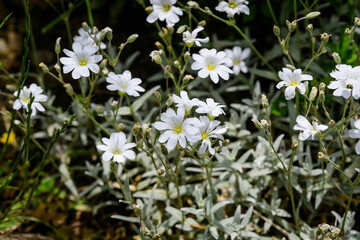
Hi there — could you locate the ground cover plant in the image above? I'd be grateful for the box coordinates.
[0,0,360,239]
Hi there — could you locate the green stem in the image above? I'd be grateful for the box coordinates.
[85,0,94,27]
[266,0,279,25]
[340,184,354,235]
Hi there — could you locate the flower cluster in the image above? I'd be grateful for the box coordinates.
[328,64,360,99]
[154,91,227,153]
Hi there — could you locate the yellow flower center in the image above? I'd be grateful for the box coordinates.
[22,97,30,103]
[113,149,122,155]
[233,59,240,65]
[79,58,88,66]
[201,132,209,140]
[207,64,215,70]
[290,80,299,86]
[228,1,237,9]
[347,84,353,89]
[163,3,171,12]
[173,125,183,134]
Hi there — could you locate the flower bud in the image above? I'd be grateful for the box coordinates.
[152,216,159,226]
[99,59,108,70]
[223,139,230,146]
[55,37,61,54]
[251,118,262,130]
[187,1,199,8]
[150,50,163,64]
[133,122,142,137]
[306,24,313,31]
[309,86,318,102]
[198,20,206,27]
[184,51,191,62]
[135,205,142,215]
[176,25,186,34]
[164,65,174,80]
[273,25,280,37]
[285,64,296,71]
[145,6,153,13]
[6,84,16,92]
[261,94,269,109]
[167,26,174,35]
[174,60,181,69]
[329,119,335,126]
[161,145,168,156]
[54,63,61,73]
[205,7,212,14]
[92,26,98,35]
[320,33,330,45]
[318,90,325,102]
[155,41,165,51]
[127,34,139,43]
[154,91,161,102]
[332,52,341,64]
[166,95,174,107]
[183,74,194,84]
[39,62,49,73]
[63,83,74,96]
[305,11,321,19]
[291,141,298,150]
[117,123,124,132]
[96,105,104,114]
[82,22,90,32]
[260,119,269,129]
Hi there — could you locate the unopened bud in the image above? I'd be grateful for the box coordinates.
[320,33,330,45]
[54,63,61,73]
[332,52,341,64]
[174,60,181,69]
[167,26,174,35]
[6,84,16,92]
[39,62,49,73]
[187,1,199,8]
[154,91,161,102]
[145,6,153,13]
[133,122,142,137]
[305,11,321,19]
[291,141,298,150]
[306,24,313,31]
[111,100,118,108]
[183,74,194,84]
[260,119,269,129]
[251,118,262,130]
[223,139,230,146]
[63,83,74,96]
[150,50,163,64]
[152,216,159,226]
[155,41,165,51]
[55,37,61,54]
[318,152,326,159]
[166,95,174,107]
[82,22,90,32]
[273,25,280,37]
[177,25,186,34]
[184,51,191,62]
[117,123,124,132]
[198,20,206,27]
[96,106,104,114]
[135,205,142,215]
[204,7,212,14]
[99,59,108,70]
[127,34,139,43]
[261,94,269,109]
[309,86,318,101]
[318,90,325,102]
[92,26,98,35]
[329,119,335,126]
[285,64,296,71]
[164,65,174,80]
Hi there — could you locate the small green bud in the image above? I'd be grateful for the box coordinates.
[261,94,269,109]
[157,168,165,175]
[187,1,199,8]
[167,26,174,35]
[155,41,165,51]
[205,7,212,14]
[54,63,61,73]
[63,83,74,96]
[161,145,168,156]
[39,62,49,73]
[332,52,341,64]
[305,11,321,19]
[96,106,104,114]
[133,122,142,137]
[176,25,186,34]
[55,37,61,54]
[285,64,296,71]
[309,86,318,102]
[273,25,280,37]
[5,84,16,92]
[127,34,139,43]
[154,91,161,102]
[99,59,108,70]
[184,51,191,62]
[82,22,90,32]
[329,119,335,126]
[291,141,298,150]
[166,95,174,107]
[92,26,98,35]
[318,152,325,159]
[319,82,326,91]
[198,20,206,27]
[251,118,262,130]
[174,60,181,69]
[152,216,159,226]
[164,65,174,80]
[223,139,230,146]
[135,204,142,215]
[145,6,153,13]
[150,50,163,64]
[117,123,124,132]
[183,74,194,84]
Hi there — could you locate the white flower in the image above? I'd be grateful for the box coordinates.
[348,119,360,154]
[106,71,145,97]
[182,26,209,47]
[192,116,227,155]
[191,48,233,84]
[215,0,250,17]
[97,132,136,163]
[153,108,198,151]
[196,98,226,119]
[276,68,313,100]
[173,91,199,115]
[225,46,250,74]
[146,0,183,27]
[13,83,48,116]
[73,28,106,49]
[329,64,360,99]
[60,42,103,79]
[293,115,328,141]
